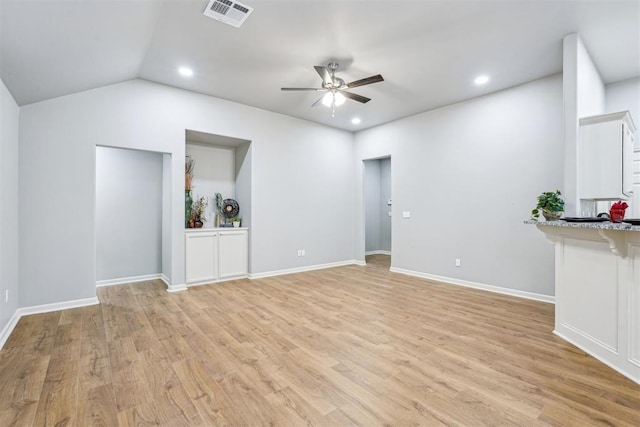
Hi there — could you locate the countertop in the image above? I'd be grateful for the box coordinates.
[524,219,640,232]
[185,227,248,232]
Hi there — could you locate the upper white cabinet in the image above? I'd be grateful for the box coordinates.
[185,228,248,285]
[579,111,636,200]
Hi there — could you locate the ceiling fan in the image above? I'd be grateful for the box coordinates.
[281,62,384,117]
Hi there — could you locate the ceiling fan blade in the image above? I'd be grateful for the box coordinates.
[281,87,327,91]
[346,74,384,89]
[311,97,324,107]
[314,66,333,85]
[342,91,371,104]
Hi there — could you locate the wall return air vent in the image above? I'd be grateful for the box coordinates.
[203,0,253,28]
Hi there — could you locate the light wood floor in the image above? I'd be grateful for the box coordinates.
[1,261,638,426]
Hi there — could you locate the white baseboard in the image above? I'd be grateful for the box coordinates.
[186,275,249,288]
[0,310,21,350]
[249,260,361,280]
[365,250,391,256]
[160,274,170,287]
[96,273,163,287]
[354,260,367,266]
[167,283,187,293]
[389,267,555,304]
[0,296,100,350]
[17,297,100,316]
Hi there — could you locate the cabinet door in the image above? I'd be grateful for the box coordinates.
[579,121,624,200]
[185,232,218,284]
[622,124,634,197]
[218,231,248,279]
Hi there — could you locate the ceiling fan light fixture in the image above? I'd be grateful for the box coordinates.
[334,92,346,106]
[322,92,333,107]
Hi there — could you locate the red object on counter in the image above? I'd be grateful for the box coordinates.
[610,208,626,223]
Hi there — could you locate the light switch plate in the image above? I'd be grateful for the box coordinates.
[402,211,411,218]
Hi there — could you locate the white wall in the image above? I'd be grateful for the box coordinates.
[364,159,381,252]
[563,34,606,216]
[19,79,354,306]
[162,153,172,281]
[0,79,19,336]
[95,146,163,282]
[364,157,391,253]
[379,158,391,252]
[234,142,251,228]
[186,142,236,226]
[354,75,563,297]
[606,77,640,144]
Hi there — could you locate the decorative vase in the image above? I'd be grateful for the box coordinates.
[215,212,221,227]
[194,219,204,228]
[542,210,562,221]
[185,190,193,228]
[610,208,625,223]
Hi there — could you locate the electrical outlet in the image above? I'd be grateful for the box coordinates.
[297,250,302,257]
[301,249,305,257]
[402,211,411,218]
[455,259,461,267]
[5,289,8,303]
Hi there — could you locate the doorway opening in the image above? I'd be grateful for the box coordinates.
[363,157,391,269]
[95,146,171,287]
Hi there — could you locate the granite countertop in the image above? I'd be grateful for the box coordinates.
[185,227,248,232]
[524,219,640,232]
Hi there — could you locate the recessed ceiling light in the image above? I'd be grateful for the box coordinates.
[474,75,490,85]
[178,67,193,77]
[351,118,361,125]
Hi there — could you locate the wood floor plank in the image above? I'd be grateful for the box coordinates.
[0,256,638,426]
[76,384,119,427]
[33,370,78,427]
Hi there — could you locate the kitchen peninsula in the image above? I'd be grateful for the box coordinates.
[528,220,640,384]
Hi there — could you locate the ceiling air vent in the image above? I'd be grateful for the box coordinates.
[203,0,253,28]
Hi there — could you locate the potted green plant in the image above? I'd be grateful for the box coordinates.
[231,217,241,228]
[531,190,564,221]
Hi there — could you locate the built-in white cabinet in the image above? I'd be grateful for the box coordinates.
[579,111,636,200]
[218,230,249,278]
[185,228,248,285]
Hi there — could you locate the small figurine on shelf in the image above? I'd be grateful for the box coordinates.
[214,193,223,227]
[609,200,628,223]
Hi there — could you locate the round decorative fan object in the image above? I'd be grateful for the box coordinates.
[222,199,239,219]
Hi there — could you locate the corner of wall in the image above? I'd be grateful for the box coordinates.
[562,33,606,216]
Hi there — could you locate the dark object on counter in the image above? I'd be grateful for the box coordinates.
[222,199,240,219]
[597,212,610,219]
[562,217,609,223]
[622,219,640,225]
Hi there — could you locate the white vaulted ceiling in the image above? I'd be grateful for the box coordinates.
[1,0,638,131]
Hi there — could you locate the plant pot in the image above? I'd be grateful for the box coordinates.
[185,190,193,228]
[233,221,240,228]
[610,208,625,223]
[542,210,563,221]
[194,220,204,228]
